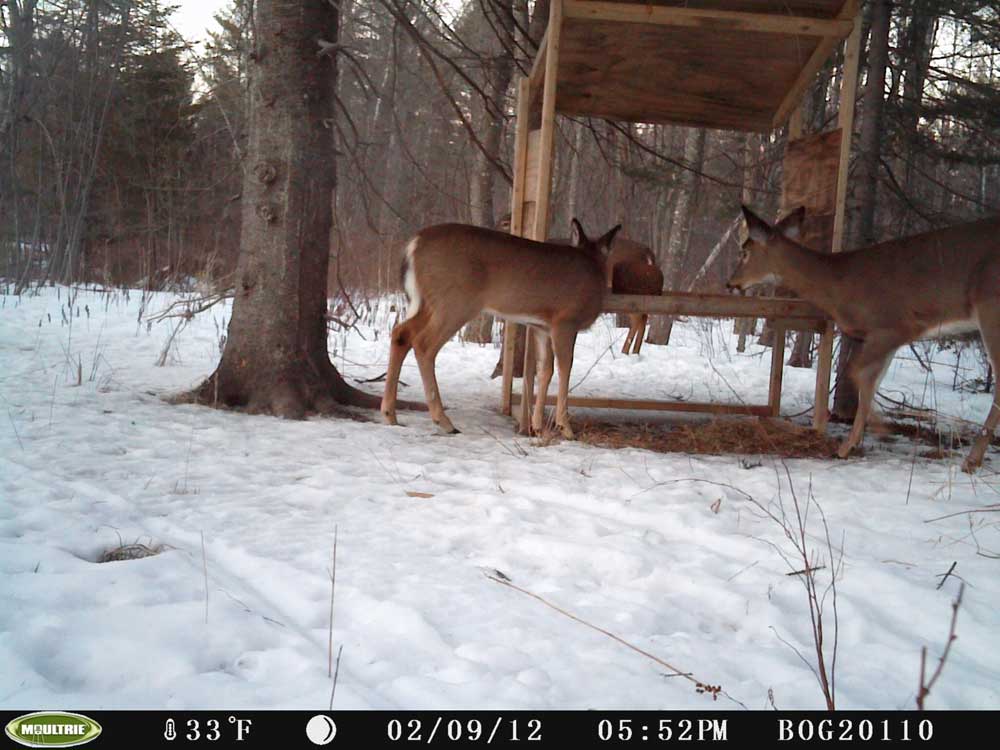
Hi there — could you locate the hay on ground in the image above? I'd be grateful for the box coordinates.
[575,417,840,459]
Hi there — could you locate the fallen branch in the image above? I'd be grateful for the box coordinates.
[485,572,746,709]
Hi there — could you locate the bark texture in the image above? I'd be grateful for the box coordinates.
[191,0,382,417]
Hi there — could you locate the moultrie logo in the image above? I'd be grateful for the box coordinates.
[4,711,103,748]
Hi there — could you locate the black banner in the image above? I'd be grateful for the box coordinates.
[1,710,990,749]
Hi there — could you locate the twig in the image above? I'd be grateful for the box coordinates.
[916,584,965,710]
[485,573,746,709]
[7,410,24,451]
[329,645,344,711]
[201,531,209,624]
[328,525,338,678]
[935,562,957,591]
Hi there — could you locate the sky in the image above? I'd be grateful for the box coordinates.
[171,0,230,45]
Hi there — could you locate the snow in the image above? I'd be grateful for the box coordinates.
[1,285,998,710]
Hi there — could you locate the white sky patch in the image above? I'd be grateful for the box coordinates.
[170,0,231,46]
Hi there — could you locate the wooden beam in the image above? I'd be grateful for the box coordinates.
[772,0,860,127]
[530,0,562,243]
[501,77,533,416]
[511,394,773,418]
[520,0,563,433]
[604,292,828,321]
[527,28,548,99]
[768,324,786,417]
[813,321,835,430]
[832,11,862,253]
[563,1,854,38]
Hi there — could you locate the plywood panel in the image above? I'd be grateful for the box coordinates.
[781,128,841,252]
[557,19,820,130]
[524,129,542,203]
[575,0,848,19]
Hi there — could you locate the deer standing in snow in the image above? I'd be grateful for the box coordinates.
[381,220,621,438]
[608,240,664,355]
[728,205,1000,472]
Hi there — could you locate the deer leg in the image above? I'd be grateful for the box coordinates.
[837,336,899,459]
[412,307,473,434]
[550,322,579,439]
[381,311,425,425]
[962,307,1000,472]
[622,319,636,355]
[531,329,555,435]
[632,314,648,355]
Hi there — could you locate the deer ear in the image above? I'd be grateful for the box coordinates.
[570,218,587,247]
[600,224,622,251]
[741,205,773,244]
[776,206,805,240]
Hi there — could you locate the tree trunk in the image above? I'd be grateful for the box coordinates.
[646,127,705,346]
[464,0,517,344]
[191,0,382,416]
[833,0,891,421]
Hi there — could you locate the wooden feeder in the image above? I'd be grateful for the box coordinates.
[501,0,862,434]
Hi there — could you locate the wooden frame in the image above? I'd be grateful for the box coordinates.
[501,0,860,435]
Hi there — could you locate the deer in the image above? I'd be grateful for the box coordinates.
[381,220,622,438]
[728,204,1000,473]
[609,242,664,355]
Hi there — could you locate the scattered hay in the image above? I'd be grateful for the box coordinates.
[99,543,164,563]
[575,417,840,459]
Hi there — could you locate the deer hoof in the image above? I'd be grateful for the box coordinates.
[961,457,980,475]
[435,416,458,434]
[835,443,854,459]
[382,411,398,426]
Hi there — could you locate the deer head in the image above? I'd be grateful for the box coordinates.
[726,205,805,291]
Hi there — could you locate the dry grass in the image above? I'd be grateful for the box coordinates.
[575,416,840,459]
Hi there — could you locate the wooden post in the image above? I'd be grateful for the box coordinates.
[814,10,861,431]
[518,0,563,434]
[768,324,786,416]
[501,77,532,416]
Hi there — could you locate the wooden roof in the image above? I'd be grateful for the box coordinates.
[536,0,857,132]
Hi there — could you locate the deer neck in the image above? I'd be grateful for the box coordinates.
[768,240,841,310]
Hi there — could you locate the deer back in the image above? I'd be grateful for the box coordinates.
[612,259,664,296]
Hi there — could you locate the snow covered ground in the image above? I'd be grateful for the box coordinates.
[1,285,998,711]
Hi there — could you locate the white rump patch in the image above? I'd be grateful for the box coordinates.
[919,318,979,340]
[403,237,421,321]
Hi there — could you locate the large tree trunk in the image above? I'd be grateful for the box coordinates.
[833,0,891,421]
[191,0,382,417]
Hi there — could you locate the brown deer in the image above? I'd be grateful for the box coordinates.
[728,205,1000,472]
[381,220,621,438]
[609,241,664,354]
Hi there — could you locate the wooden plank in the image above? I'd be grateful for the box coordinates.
[603,291,828,320]
[768,324,786,416]
[528,27,548,98]
[563,1,853,37]
[501,77,533,416]
[531,0,563,242]
[814,320,834,430]
[511,394,773,417]
[520,0,563,433]
[832,9,861,253]
[518,329,538,434]
[524,129,542,203]
[558,19,794,132]
[509,79,531,238]
[772,0,859,127]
